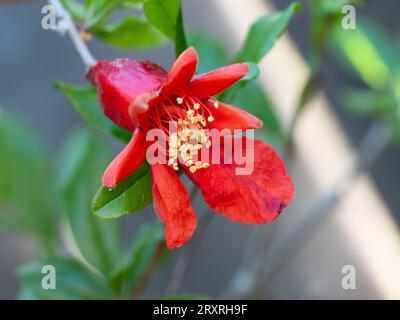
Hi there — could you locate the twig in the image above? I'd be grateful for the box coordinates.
[223,121,392,298]
[130,243,169,299]
[48,0,96,70]
[166,207,214,295]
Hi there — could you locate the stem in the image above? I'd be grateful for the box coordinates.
[166,207,214,295]
[223,122,391,298]
[48,0,97,70]
[130,243,169,299]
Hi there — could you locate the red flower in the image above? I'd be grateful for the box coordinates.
[88,47,294,249]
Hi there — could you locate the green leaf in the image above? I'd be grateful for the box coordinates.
[57,129,121,275]
[143,0,188,55]
[174,6,188,56]
[0,112,56,253]
[94,16,167,49]
[332,19,398,90]
[92,163,153,219]
[230,81,285,144]
[234,3,301,63]
[17,256,114,300]
[143,0,180,38]
[84,0,125,28]
[187,31,229,73]
[61,0,86,22]
[55,82,131,142]
[341,88,395,116]
[109,222,167,294]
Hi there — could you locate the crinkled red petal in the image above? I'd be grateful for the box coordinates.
[185,138,294,224]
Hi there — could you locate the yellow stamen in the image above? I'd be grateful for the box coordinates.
[167,99,212,172]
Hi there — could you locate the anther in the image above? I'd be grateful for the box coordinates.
[177,97,183,104]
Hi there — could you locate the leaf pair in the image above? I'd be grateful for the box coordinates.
[62,0,167,49]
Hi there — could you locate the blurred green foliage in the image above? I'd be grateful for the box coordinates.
[331,17,400,142]
[0,112,167,298]
[0,113,56,254]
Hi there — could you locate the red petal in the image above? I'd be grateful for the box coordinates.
[189,63,249,97]
[162,47,198,93]
[88,59,167,131]
[206,101,263,133]
[151,164,197,249]
[185,138,294,224]
[102,130,147,188]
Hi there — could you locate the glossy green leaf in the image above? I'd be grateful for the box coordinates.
[0,112,56,253]
[57,129,121,275]
[55,82,131,142]
[94,16,167,49]
[174,6,188,56]
[17,257,114,300]
[234,3,301,63]
[109,222,167,294]
[143,0,188,55]
[332,19,398,90]
[143,0,180,39]
[92,163,153,219]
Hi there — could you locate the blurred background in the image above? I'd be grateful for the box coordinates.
[0,0,400,299]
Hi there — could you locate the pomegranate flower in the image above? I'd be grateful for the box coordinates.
[88,47,294,249]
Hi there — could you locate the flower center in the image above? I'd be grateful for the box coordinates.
[148,96,219,173]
